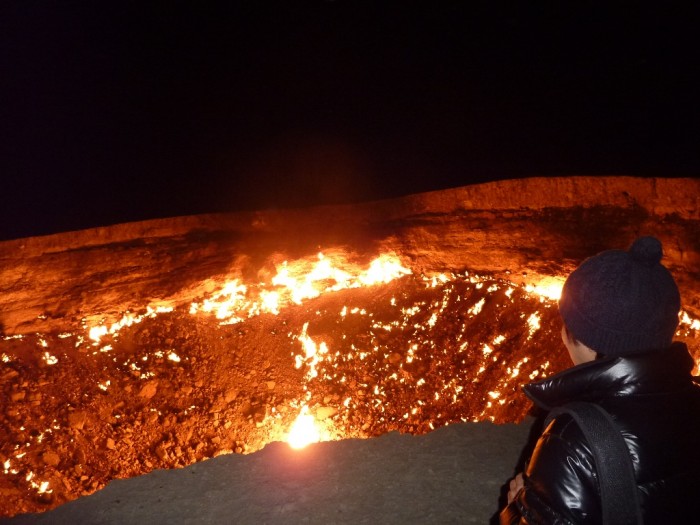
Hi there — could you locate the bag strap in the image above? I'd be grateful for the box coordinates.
[546,402,642,525]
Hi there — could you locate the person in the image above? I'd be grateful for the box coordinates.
[500,236,700,524]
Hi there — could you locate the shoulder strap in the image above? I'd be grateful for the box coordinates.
[546,402,642,525]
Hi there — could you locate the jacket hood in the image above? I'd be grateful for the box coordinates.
[523,342,696,411]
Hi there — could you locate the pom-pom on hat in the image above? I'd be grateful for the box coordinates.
[558,236,680,356]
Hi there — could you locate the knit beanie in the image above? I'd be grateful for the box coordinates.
[558,236,680,356]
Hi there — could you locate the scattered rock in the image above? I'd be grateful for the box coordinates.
[36,491,54,505]
[154,443,169,461]
[224,388,238,403]
[68,411,87,430]
[74,448,87,465]
[316,406,338,420]
[175,427,192,445]
[99,405,115,423]
[10,391,25,402]
[105,438,116,450]
[138,381,158,399]
[41,451,60,467]
[1,370,20,381]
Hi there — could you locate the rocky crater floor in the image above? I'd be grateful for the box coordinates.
[1,269,580,518]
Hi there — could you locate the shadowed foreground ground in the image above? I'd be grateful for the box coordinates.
[3,419,535,524]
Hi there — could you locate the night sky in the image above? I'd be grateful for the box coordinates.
[2,3,698,241]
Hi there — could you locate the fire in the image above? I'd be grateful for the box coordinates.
[359,254,412,285]
[680,310,700,331]
[294,322,329,378]
[196,280,248,321]
[273,253,354,304]
[526,313,541,339]
[41,351,58,365]
[287,406,322,449]
[185,252,412,327]
[88,305,174,343]
[525,277,565,301]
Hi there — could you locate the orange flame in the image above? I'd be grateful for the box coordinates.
[287,406,321,449]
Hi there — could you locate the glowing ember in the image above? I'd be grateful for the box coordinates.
[526,312,541,338]
[680,311,700,331]
[41,351,58,365]
[88,325,108,342]
[294,322,329,379]
[468,298,485,316]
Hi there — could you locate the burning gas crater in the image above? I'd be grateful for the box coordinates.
[1,250,699,516]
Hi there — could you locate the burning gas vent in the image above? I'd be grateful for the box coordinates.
[1,177,699,518]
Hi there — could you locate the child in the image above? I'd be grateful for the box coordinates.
[501,236,700,524]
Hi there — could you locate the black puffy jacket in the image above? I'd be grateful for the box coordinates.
[501,342,700,524]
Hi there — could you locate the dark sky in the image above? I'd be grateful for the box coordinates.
[1,3,698,241]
